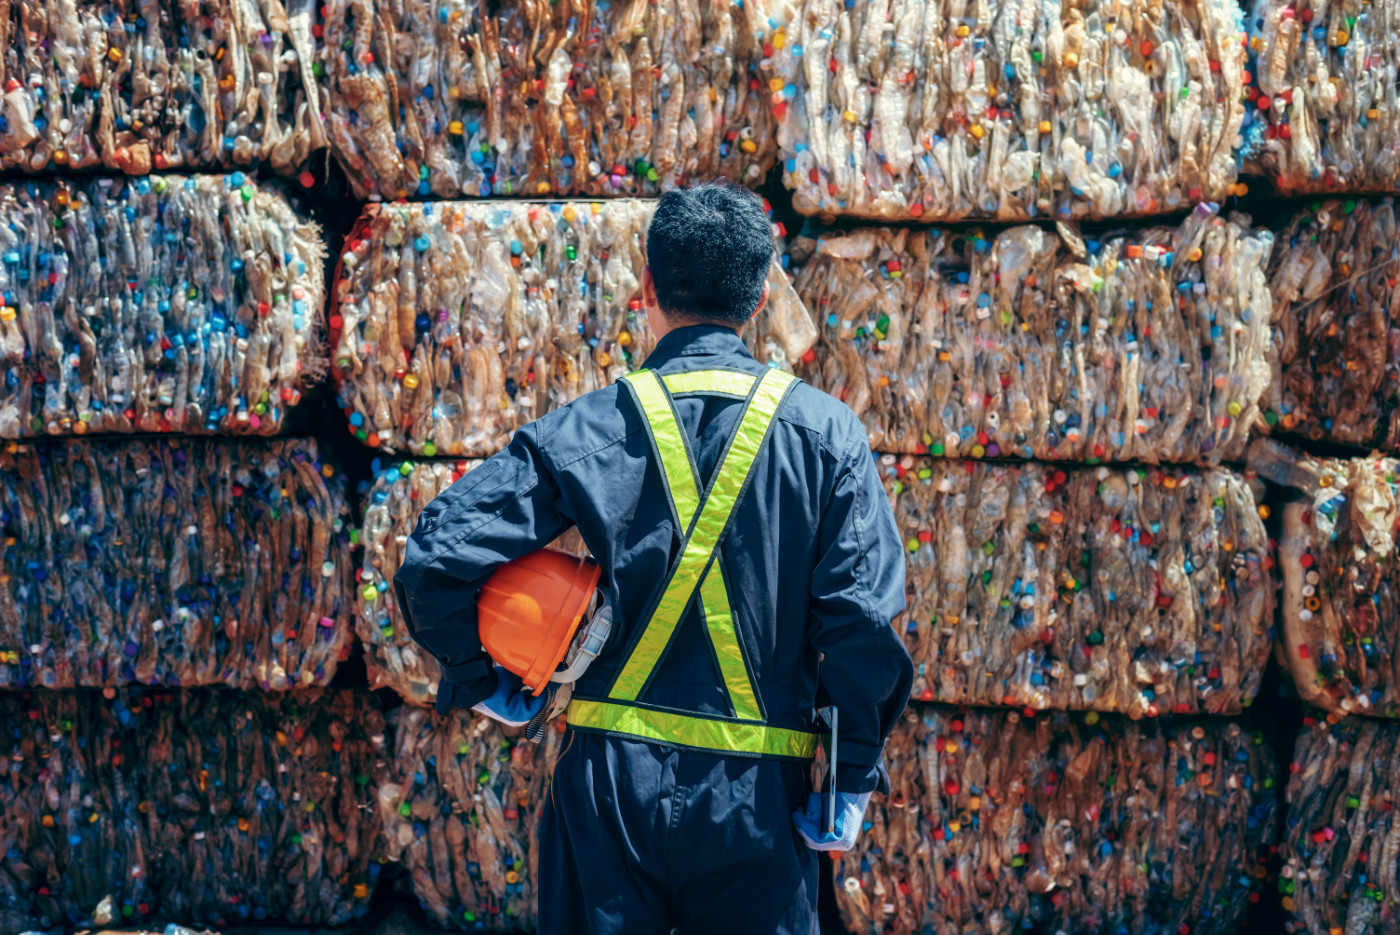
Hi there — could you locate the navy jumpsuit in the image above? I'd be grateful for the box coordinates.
[394,324,914,933]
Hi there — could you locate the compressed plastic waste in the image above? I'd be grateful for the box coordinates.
[0,438,354,689]
[357,458,584,705]
[1250,438,1400,718]
[0,689,387,932]
[761,0,1249,221]
[332,200,815,456]
[0,0,324,175]
[377,705,561,930]
[788,205,1274,460]
[0,176,326,439]
[835,705,1278,935]
[316,0,777,200]
[881,456,1274,715]
[1281,716,1400,934]
[1265,198,1400,452]
[1248,0,1400,194]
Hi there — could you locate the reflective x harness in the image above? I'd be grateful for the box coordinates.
[567,367,819,760]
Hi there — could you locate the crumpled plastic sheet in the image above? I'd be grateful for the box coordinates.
[759,0,1249,221]
[835,705,1279,935]
[315,0,777,200]
[331,200,816,456]
[1264,198,1400,452]
[1280,716,1400,934]
[0,176,326,439]
[376,705,562,930]
[0,438,355,690]
[879,456,1274,716]
[0,0,325,175]
[1248,0,1400,194]
[0,689,388,932]
[788,203,1274,462]
[357,457,584,705]
[1250,438,1400,718]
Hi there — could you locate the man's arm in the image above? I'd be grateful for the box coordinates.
[808,440,913,795]
[393,420,572,712]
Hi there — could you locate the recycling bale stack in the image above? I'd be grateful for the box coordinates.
[759,0,1251,221]
[0,688,389,931]
[313,0,778,200]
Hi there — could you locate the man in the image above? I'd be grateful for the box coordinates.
[394,181,913,934]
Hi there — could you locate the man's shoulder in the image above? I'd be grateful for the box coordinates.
[776,378,868,462]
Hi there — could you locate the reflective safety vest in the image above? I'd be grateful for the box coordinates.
[567,366,820,760]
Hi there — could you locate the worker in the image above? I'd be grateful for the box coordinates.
[394,181,914,934]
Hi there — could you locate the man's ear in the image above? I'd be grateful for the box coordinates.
[749,280,770,321]
[642,266,656,308]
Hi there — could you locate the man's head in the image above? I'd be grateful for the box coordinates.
[643,181,773,339]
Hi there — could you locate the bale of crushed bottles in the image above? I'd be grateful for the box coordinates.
[880,456,1274,716]
[1280,715,1400,934]
[0,689,387,931]
[1264,198,1400,452]
[0,176,326,440]
[788,204,1274,462]
[376,705,561,930]
[0,0,324,175]
[1250,439,1400,718]
[760,0,1250,222]
[1248,0,1400,194]
[0,438,355,690]
[331,200,815,456]
[834,706,1279,935]
[316,0,777,200]
[357,458,585,705]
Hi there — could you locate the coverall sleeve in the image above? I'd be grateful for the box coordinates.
[393,420,572,712]
[808,440,913,795]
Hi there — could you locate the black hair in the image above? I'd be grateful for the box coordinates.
[645,181,774,328]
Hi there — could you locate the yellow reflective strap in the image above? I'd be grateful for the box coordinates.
[610,368,797,702]
[568,698,818,759]
[662,369,758,397]
[699,563,762,721]
[622,370,701,529]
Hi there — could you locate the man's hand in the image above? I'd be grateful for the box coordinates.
[470,666,550,727]
[792,791,872,852]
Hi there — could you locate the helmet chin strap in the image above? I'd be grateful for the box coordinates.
[551,596,613,685]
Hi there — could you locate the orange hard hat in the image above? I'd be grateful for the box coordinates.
[478,548,602,695]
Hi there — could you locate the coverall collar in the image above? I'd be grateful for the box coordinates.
[644,324,755,369]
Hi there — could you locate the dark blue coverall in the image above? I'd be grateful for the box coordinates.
[394,325,913,934]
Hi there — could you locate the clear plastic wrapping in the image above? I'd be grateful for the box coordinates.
[788,204,1274,461]
[1281,717,1400,934]
[1248,0,1400,194]
[0,689,387,932]
[761,0,1249,221]
[376,705,561,930]
[881,456,1274,715]
[0,0,324,174]
[0,438,354,689]
[1250,438,1400,718]
[0,176,326,439]
[331,200,815,456]
[1265,198,1400,451]
[315,0,777,200]
[357,458,583,705]
[835,706,1278,935]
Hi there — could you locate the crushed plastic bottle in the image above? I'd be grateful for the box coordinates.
[835,706,1278,935]
[0,0,323,174]
[788,205,1274,462]
[882,456,1274,715]
[315,0,777,199]
[0,176,326,439]
[378,706,561,930]
[331,200,814,456]
[762,0,1250,221]
[0,438,354,689]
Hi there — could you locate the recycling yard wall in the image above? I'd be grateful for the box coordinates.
[2,0,1400,932]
